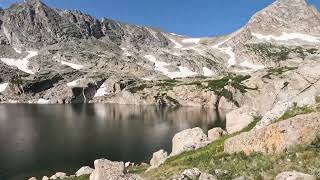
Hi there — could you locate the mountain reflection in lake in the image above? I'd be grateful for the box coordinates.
[0,104,226,180]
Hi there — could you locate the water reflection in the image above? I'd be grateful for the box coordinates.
[0,104,226,180]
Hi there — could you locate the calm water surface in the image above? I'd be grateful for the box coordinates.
[0,104,226,180]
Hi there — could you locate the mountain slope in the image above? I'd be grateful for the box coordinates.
[0,0,319,106]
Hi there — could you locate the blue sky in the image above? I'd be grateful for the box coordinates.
[0,0,319,37]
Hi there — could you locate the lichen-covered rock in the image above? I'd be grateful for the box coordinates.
[171,127,210,156]
[275,171,316,180]
[224,112,320,155]
[208,127,227,142]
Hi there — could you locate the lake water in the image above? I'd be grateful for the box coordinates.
[0,104,226,180]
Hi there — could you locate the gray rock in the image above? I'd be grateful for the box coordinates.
[172,168,216,180]
[76,166,94,177]
[275,171,316,180]
[42,176,49,180]
[208,127,227,142]
[54,172,66,179]
[171,127,210,156]
[226,106,257,134]
[148,149,168,171]
[198,172,217,180]
[89,158,144,180]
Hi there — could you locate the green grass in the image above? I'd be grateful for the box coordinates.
[64,175,90,180]
[128,165,150,174]
[144,118,262,180]
[145,131,320,180]
[126,75,256,108]
[246,44,315,61]
[204,75,255,107]
[262,66,298,79]
[278,104,316,121]
[316,96,320,103]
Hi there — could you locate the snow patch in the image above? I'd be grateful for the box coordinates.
[0,83,9,92]
[141,77,152,81]
[169,38,183,48]
[221,47,236,67]
[170,33,184,37]
[252,32,320,43]
[121,48,132,57]
[172,53,182,56]
[94,83,107,97]
[67,79,82,87]
[0,50,38,74]
[182,38,201,44]
[212,37,236,67]
[61,61,84,70]
[144,55,197,79]
[8,100,18,104]
[202,67,214,77]
[37,98,50,104]
[239,60,265,70]
[13,48,22,54]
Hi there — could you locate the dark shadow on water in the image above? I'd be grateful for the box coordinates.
[0,104,227,180]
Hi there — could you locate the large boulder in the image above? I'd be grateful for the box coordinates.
[171,127,210,156]
[90,159,125,180]
[208,128,227,142]
[76,166,94,177]
[275,171,316,180]
[224,112,320,155]
[226,106,257,134]
[90,159,143,180]
[148,149,168,171]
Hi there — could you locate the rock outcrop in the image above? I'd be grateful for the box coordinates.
[224,112,320,155]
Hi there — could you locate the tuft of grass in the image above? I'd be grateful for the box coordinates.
[240,116,262,133]
[262,66,298,79]
[64,175,90,180]
[306,48,318,54]
[128,165,150,174]
[316,96,320,103]
[246,43,313,61]
[204,74,255,107]
[278,104,315,121]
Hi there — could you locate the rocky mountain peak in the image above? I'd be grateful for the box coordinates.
[274,0,307,6]
[245,0,320,35]
[25,0,43,6]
